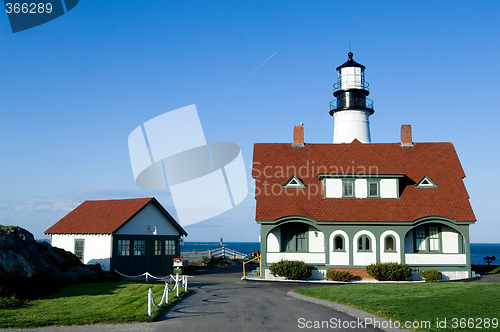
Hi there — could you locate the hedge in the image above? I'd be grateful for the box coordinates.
[366,262,412,281]
[269,260,312,280]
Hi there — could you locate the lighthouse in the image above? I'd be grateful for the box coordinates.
[330,52,374,143]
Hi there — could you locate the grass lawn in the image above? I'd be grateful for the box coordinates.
[296,283,500,331]
[0,281,183,328]
[489,266,500,274]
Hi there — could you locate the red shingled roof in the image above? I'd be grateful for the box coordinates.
[45,197,186,235]
[252,141,476,223]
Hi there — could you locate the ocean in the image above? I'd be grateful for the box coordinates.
[470,243,500,265]
[182,242,500,265]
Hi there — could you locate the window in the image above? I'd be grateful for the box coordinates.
[296,231,307,251]
[414,225,441,253]
[281,224,308,252]
[117,240,130,256]
[416,227,426,251]
[429,226,439,251]
[343,181,354,197]
[333,235,344,251]
[133,240,146,256]
[357,235,371,252]
[384,235,395,252]
[74,239,84,262]
[165,240,176,255]
[153,240,162,255]
[368,181,379,197]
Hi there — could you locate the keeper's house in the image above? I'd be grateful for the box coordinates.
[252,53,476,281]
[45,197,187,276]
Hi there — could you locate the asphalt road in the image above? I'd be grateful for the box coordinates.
[4,264,383,332]
[155,264,383,332]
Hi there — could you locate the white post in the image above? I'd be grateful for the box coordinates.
[184,276,188,292]
[176,273,180,298]
[148,288,152,317]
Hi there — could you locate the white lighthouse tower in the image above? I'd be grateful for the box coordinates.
[330,52,374,143]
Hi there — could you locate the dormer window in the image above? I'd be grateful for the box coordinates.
[283,176,305,188]
[321,174,402,199]
[415,176,438,188]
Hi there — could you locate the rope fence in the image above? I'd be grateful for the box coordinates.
[148,274,190,317]
[114,270,170,281]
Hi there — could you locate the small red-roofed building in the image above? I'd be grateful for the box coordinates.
[252,53,476,281]
[45,197,187,276]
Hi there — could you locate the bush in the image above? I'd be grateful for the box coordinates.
[201,256,228,265]
[366,262,412,281]
[419,269,442,282]
[269,260,312,280]
[0,296,24,309]
[326,269,354,282]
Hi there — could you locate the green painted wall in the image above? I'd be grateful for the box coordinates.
[258,216,473,279]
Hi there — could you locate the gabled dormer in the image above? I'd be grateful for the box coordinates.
[283,176,306,188]
[415,176,438,188]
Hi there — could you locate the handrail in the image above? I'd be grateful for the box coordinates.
[242,255,261,279]
[330,98,374,112]
[182,246,248,260]
[208,247,248,259]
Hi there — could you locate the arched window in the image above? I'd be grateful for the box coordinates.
[333,235,344,251]
[357,235,371,252]
[385,235,395,252]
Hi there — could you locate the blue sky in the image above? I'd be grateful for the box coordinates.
[1,1,499,242]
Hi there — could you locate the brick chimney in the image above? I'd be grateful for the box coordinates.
[292,125,304,147]
[401,125,413,146]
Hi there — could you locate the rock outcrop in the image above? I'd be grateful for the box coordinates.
[0,225,96,279]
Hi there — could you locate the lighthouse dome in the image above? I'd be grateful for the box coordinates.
[336,51,366,70]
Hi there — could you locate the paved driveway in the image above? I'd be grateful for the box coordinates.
[155,264,382,332]
[3,264,382,332]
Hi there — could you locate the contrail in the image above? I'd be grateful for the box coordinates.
[214,51,278,110]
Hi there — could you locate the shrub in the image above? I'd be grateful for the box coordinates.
[201,256,228,266]
[326,269,354,282]
[0,296,24,309]
[269,260,312,280]
[419,269,442,282]
[366,262,412,281]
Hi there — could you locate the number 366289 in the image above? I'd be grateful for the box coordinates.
[5,2,53,14]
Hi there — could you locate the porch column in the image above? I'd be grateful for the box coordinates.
[259,224,273,279]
